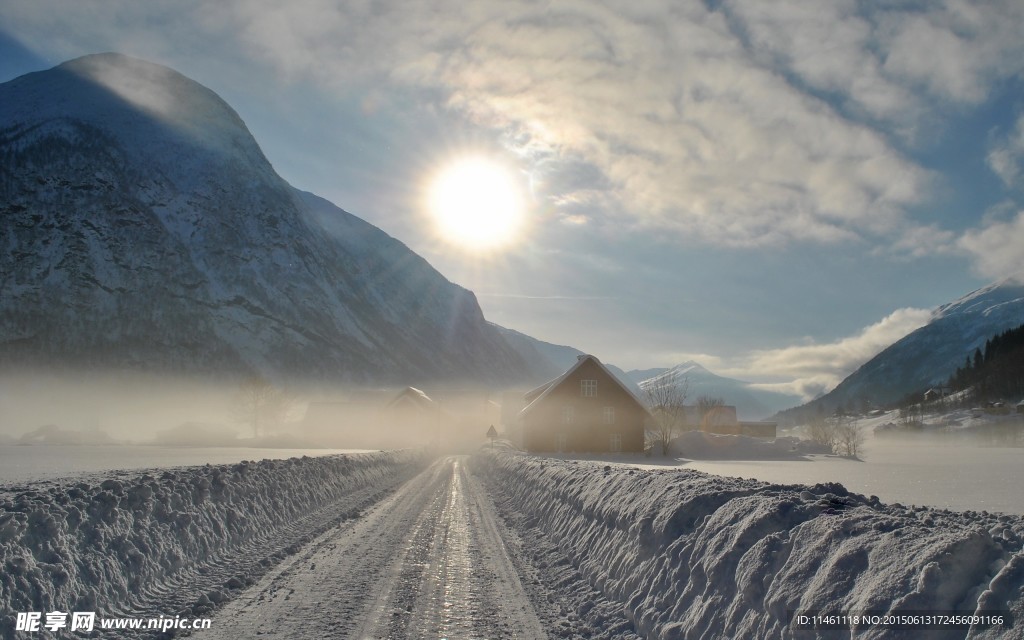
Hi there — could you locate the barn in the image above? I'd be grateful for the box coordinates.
[519,354,650,453]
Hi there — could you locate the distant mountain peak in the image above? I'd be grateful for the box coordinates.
[672,360,710,374]
[631,360,800,421]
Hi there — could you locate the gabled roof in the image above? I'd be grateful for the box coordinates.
[387,386,436,410]
[519,354,650,418]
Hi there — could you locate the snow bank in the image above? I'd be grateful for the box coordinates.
[476,451,1024,639]
[0,451,425,631]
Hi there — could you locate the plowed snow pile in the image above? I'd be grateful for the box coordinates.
[0,450,425,632]
[477,451,1024,639]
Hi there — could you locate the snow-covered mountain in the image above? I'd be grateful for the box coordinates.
[628,361,802,421]
[0,53,534,384]
[785,279,1024,416]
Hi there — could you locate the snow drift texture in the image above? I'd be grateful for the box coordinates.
[477,452,1024,639]
[0,451,423,633]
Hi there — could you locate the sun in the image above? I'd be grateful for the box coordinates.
[427,156,525,251]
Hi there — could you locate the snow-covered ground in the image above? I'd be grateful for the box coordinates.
[0,445,373,485]
[477,449,1024,639]
[686,440,1024,516]
[5,444,1024,639]
[547,412,1024,515]
[0,450,426,638]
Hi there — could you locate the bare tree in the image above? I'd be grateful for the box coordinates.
[806,414,837,451]
[641,370,689,455]
[898,404,924,430]
[232,375,292,438]
[834,416,864,458]
[696,395,726,427]
[805,413,864,458]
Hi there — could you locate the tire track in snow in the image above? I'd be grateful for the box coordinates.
[195,457,546,639]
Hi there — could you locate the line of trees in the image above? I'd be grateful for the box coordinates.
[947,323,1024,403]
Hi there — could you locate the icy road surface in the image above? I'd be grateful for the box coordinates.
[195,456,546,639]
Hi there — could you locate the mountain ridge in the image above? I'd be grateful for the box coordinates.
[776,277,1024,421]
[0,53,536,385]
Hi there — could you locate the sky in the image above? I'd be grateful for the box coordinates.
[2,0,1023,400]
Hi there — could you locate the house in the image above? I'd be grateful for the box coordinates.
[519,354,650,453]
[301,387,443,449]
[1017,399,1024,415]
[677,405,776,438]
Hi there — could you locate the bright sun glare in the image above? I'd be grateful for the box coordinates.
[428,157,525,251]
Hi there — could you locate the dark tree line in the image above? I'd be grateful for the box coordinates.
[947,323,1024,402]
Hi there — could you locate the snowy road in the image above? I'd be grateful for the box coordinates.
[195,456,546,639]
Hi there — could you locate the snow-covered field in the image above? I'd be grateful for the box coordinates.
[686,440,1024,516]
[554,412,1024,515]
[0,445,373,486]
[477,449,1024,639]
[0,450,426,638]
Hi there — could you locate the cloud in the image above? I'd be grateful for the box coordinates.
[8,0,1022,250]
[887,224,957,260]
[877,1,1024,106]
[987,113,1024,189]
[724,0,920,128]
[720,307,934,400]
[958,209,1024,281]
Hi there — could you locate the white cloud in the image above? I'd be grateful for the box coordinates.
[724,0,919,126]
[720,307,934,401]
[887,224,957,260]
[987,114,1024,189]
[5,0,1022,251]
[878,1,1024,106]
[958,209,1024,281]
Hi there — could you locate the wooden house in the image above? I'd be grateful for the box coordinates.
[519,354,650,453]
[301,387,442,449]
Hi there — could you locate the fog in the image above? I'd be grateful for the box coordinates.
[4,369,1023,514]
[0,370,511,451]
[0,371,239,443]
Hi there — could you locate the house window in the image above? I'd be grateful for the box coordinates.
[603,406,615,424]
[609,433,622,453]
[562,406,575,424]
[581,379,597,397]
[555,433,568,453]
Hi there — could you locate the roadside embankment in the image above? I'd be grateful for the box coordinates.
[1,450,427,636]
[476,451,1024,639]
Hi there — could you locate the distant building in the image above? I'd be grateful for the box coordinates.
[301,387,443,449]
[519,355,650,453]
[677,405,777,438]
